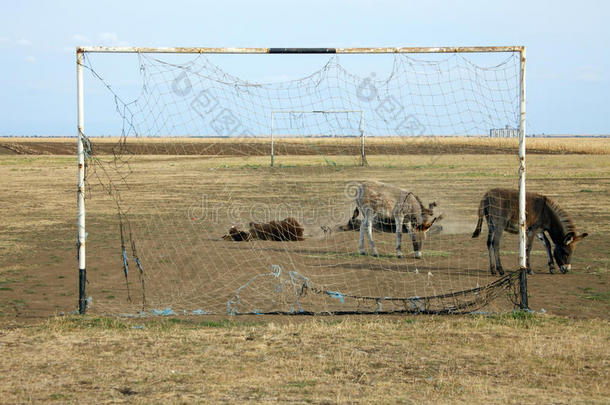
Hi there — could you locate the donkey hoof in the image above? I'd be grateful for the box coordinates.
[372,252,379,258]
[549,266,556,274]
[414,251,422,259]
[527,268,534,275]
[497,268,505,276]
[396,251,404,258]
[359,250,367,256]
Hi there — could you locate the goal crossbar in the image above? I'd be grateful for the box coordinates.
[77,46,524,54]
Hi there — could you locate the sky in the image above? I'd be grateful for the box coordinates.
[1,0,609,136]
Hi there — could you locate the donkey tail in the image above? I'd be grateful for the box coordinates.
[472,197,485,238]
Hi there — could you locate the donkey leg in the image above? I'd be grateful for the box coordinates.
[358,214,366,255]
[493,231,504,276]
[410,227,422,259]
[488,223,505,276]
[365,213,379,257]
[537,232,555,274]
[395,215,404,258]
[486,225,497,276]
[492,230,505,276]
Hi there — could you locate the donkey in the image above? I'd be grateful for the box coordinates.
[248,217,304,241]
[222,217,305,242]
[351,181,442,258]
[472,188,588,276]
[335,206,443,235]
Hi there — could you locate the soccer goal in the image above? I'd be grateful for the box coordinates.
[76,46,527,316]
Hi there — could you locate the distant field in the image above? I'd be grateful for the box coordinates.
[1,136,609,155]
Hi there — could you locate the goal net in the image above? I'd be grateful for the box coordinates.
[270,110,365,167]
[77,47,526,316]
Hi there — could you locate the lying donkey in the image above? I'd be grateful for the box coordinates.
[350,181,442,258]
[472,188,588,275]
[223,217,304,242]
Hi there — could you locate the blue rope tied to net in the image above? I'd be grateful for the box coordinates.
[134,256,143,274]
[408,296,424,313]
[81,135,93,161]
[326,291,345,304]
[122,249,129,277]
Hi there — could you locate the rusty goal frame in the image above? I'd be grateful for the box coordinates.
[76,46,528,314]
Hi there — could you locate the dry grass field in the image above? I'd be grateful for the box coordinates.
[1,315,608,403]
[0,137,608,403]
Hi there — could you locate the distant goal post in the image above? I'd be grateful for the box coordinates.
[270,110,365,167]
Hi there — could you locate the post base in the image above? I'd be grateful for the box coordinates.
[79,268,87,314]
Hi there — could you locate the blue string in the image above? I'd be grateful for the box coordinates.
[134,256,143,273]
[326,291,345,304]
[122,249,129,277]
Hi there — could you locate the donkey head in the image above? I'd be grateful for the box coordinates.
[410,202,444,258]
[338,207,361,231]
[414,202,444,233]
[553,232,588,273]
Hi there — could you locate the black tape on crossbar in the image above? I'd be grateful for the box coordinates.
[268,48,336,54]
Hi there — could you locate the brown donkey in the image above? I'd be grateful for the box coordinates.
[223,217,305,242]
[472,188,588,275]
[249,217,304,241]
[351,181,442,258]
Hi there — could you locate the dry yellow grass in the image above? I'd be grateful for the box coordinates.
[0,314,608,404]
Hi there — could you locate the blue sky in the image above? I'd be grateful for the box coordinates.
[1,0,608,135]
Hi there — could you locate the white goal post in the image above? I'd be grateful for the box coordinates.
[270,109,365,167]
[75,46,527,314]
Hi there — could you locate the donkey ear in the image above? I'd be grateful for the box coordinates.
[563,232,575,245]
[429,202,437,210]
[573,232,589,243]
[353,207,360,219]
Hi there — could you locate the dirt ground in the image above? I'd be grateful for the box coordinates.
[0,138,608,323]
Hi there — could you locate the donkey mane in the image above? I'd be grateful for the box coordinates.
[544,196,576,237]
[412,194,433,215]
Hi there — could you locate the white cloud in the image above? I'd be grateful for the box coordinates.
[98,32,128,46]
[73,34,90,44]
[576,65,607,83]
[98,32,118,42]
[25,56,36,63]
[16,38,32,46]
